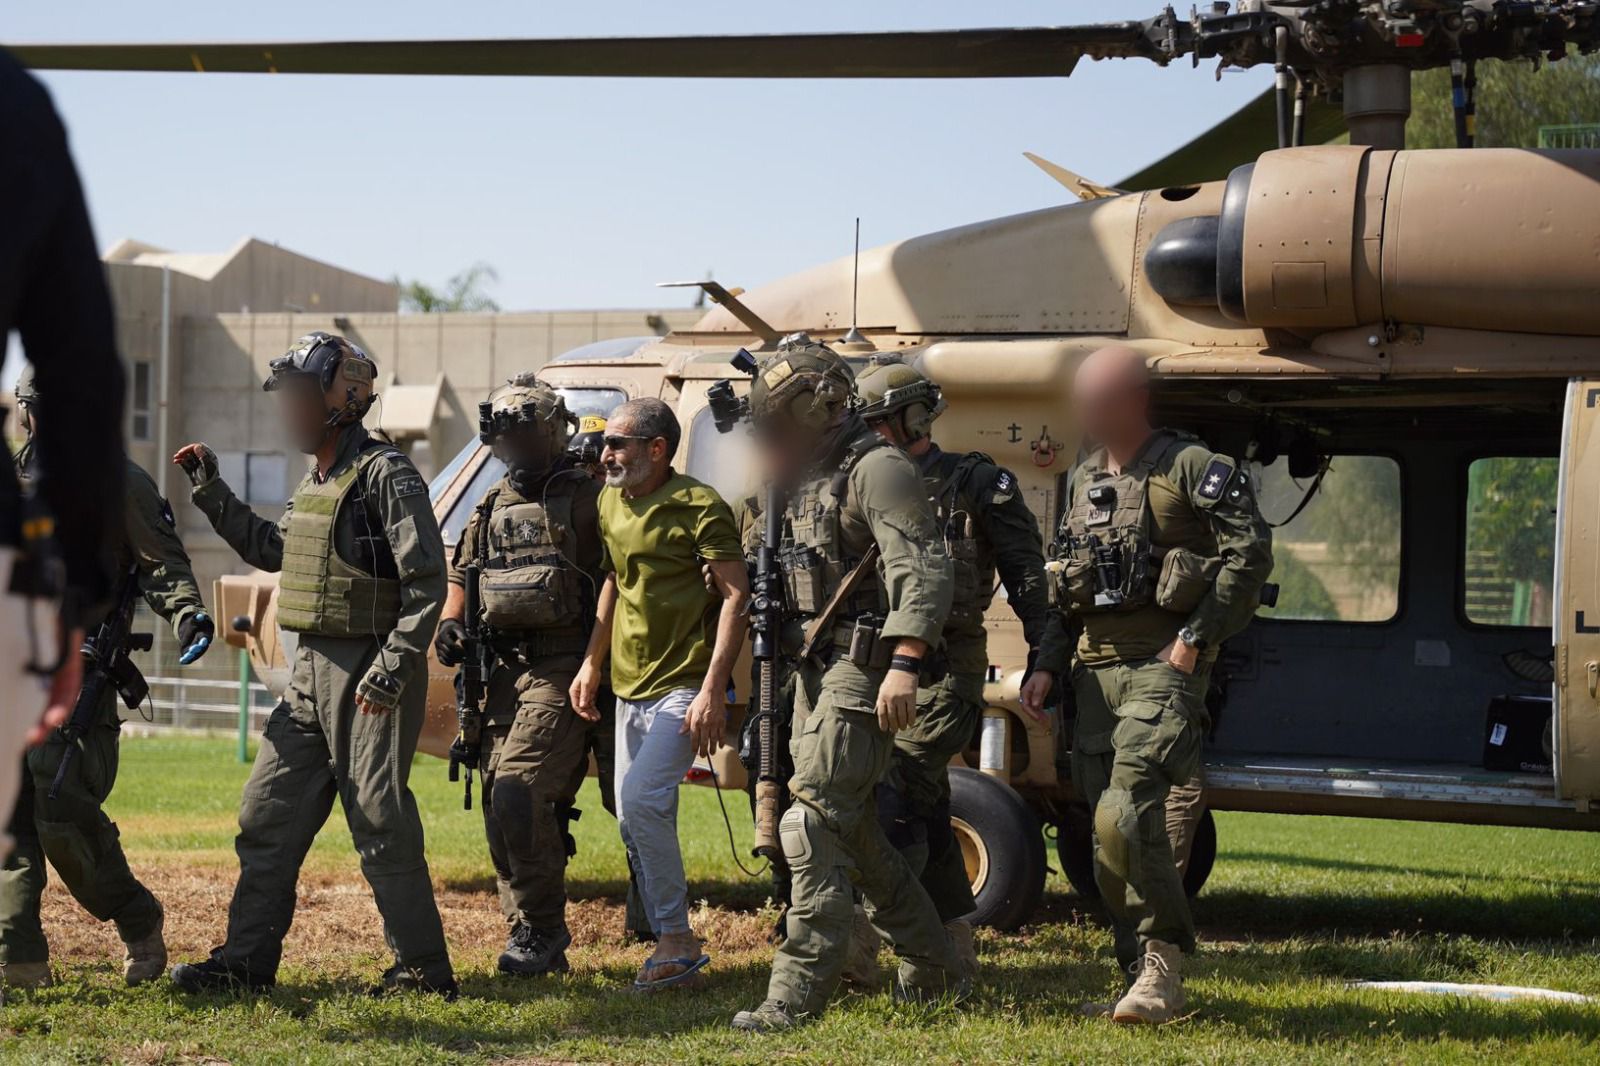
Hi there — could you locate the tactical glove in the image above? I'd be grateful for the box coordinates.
[176,611,215,665]
[434,618,467,667]
[173,443,219,489]
[355,667,403,715]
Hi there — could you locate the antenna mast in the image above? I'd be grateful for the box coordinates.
[838,216,872,351]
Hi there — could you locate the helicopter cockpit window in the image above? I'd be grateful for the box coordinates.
[685,405,753,506]
[1256,455,1402,624]
[554,387,627,423]
[438,448,506,548]
[1463,457,1556,628]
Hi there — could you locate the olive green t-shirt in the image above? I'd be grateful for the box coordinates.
[598,470,743,701]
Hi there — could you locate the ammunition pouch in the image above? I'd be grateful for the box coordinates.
[1153,547,1223,614]
[1045,555,1098,610]
[1058,530,1154,613]
[780,546,827,616]
[479,555,586,631]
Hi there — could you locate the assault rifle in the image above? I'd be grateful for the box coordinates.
[50,563,149,801]
[709,348,784,863]
[448,561,489,810]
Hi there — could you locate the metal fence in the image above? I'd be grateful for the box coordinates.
[1537,123,1600,148]
[120,604,274,737]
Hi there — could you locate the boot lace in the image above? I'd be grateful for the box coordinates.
[1129,947,1171,995]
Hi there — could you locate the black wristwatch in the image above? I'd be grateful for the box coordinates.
[1177,626,1208,651]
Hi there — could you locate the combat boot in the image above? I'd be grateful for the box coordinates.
[170,952,275,995]
[0,960,52,989]
[370,964,459,1001]
[945,918,978,980]
[837,905,881,989]
[497,923,572,977]
[1111,939,1187,1025]
[730,999,800,1032]
[122,900,167,986]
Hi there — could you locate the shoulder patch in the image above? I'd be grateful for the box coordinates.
[391,471,427,498]
[1196,456,1235,502]
[160,499,177,527]
[993,468,1016,497]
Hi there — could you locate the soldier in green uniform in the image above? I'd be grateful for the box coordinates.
[0,371,214,989]
[168,332,456,997]
[852,359,1050,979]
[731,334,966,1032]
[1022,345,1272,1024]
[433,375,603,977]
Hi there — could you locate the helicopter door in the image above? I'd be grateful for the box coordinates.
[1554,379,1600,808]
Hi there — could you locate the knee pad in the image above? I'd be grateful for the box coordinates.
[778,803,830,872]
[1093,788,1140,889]
[490,774,538,855]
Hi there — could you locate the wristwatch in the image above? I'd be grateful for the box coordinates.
[1177,626,1208,651]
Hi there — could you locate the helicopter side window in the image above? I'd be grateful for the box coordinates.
[438,448,507,548]
[1256,455,1402,624]
[684,405,753,505]
[1462,457,1556,628]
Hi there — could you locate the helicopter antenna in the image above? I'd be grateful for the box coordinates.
[838,216,872,350]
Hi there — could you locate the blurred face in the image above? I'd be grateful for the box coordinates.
[1072,348,1150,448]
[600,415,666,491]
[275,376,332,454]
[492,424,553,473]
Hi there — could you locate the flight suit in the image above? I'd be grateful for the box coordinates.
[0,461,203,966]
[190,425,452,984]
[881,446,1049,921]
[1036,429,1271,974]
[766,417,962,1017]
[448,464,603,938]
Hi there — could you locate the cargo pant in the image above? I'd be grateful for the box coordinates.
[878,671,981,922]
[1071,656,1205,976]
[768,658,962,1017]
[478,655,592,933]
[219,636,451,983]
[0,687,161,963]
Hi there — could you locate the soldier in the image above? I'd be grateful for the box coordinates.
[0,371,213,989]
[852,359,1050,980]
[1021,345,1272,1024]
[167,332,456,998]
[731,334,965,1032]
[433,375,603,977]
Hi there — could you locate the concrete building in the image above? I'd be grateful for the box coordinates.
[32,235,701,621]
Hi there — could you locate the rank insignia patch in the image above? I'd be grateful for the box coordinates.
[1198,458,1234,501]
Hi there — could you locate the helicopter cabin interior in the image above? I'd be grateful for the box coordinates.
[1144,375,1569,827]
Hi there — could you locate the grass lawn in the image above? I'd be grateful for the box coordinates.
[3,734,1598,1064]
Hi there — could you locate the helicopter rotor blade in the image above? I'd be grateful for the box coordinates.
[1118,87,1345,190]
[8,25,1159,78]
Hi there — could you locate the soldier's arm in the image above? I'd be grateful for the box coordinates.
[852,449,953,648]
[125,467,205,636]
[1178,448,1274,647]
[972,463,1051,655]
[368,455,447,693]
[1029,468,1077,681]
[191,477,289,572]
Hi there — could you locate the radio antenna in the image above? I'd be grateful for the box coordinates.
[838,216,872,351]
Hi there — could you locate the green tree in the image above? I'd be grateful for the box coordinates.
[1407,48,1600,149]
[395,262,501,312]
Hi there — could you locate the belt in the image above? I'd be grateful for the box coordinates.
[491,630,589,662]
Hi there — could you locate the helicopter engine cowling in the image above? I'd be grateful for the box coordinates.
[1205,145,1600,337]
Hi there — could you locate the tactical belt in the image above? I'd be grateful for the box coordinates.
[491,631,590,663]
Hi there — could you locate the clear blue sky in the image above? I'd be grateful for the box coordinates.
[8,1,1272,312]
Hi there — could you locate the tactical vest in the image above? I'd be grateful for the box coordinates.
[1050,431,1209,615]
[780,433,891,626]
[473,470,591,637]
[929,452,998,630]
[279,446,403,637]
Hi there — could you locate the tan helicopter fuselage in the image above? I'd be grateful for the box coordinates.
[225,143,1600,834]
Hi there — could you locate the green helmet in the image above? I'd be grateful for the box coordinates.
[479,376,576,452]
[856,359,946,442]
[749,332,856,431]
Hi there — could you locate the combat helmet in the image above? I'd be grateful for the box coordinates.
[749,332,856,431]
[856,358,946,443]
[567,413,607,467]
[264,332,378,427]
[479,375,576,453]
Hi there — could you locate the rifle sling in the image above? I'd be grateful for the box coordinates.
[797,544,881,662]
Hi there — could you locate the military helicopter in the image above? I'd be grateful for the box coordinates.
[21,1,1600,929]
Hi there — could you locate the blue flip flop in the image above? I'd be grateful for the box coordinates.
[633,953,711,991]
